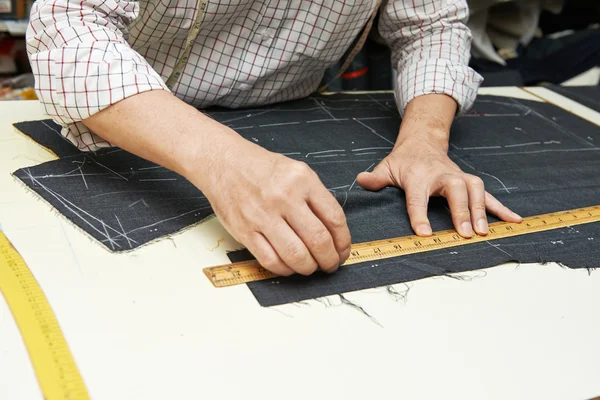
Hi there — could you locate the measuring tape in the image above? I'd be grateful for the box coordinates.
[165,0,209,90]
[204,205,600,287]
[0,231,89,400]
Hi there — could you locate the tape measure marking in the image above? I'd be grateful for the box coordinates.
[204,205,600,287]
[165,0,209,90]
[0,231,90,400]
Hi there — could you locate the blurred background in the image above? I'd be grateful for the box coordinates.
[0,0,34,100]
[323,0,600,92]
[1,0,599,101]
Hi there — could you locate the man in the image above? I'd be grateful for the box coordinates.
[27,0,521,277]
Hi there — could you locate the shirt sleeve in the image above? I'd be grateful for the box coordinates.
[379,0,483,116]
[26,0,169,150]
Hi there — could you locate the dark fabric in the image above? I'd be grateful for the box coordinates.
[548,85,600,113]
[11,93,600,306]
[243,223,600,307]
[12,145,212,251]
[539,0,600,35]
[470,29,600,86]
[469,58,525,87]
[13,120,82,158]
[511,29,600,85]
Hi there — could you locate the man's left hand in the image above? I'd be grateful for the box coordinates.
[357,135,522,238]
[355,93,522,238]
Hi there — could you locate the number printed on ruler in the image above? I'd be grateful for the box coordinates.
[203,205,600,288]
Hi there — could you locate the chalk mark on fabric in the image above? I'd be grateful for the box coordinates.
[449,149,512,194]
[353,118,395,145]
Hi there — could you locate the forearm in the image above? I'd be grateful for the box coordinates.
[396,93,456,150]
[27,0,167,149]
[84,90,242,189]
[87,92,352,276]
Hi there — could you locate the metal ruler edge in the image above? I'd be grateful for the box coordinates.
[0,231,90,400]
[203,205,600,288]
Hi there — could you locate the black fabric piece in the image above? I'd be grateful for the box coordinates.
[13,120,82,158]
[13,148,212,251]
[470,29,600,86]
[480,70,524,88]
[548,85,600,113]
[242,224,600,307]
[509,29,600,85]
[12,94,600,306]
[469,58,524,87]
[539,0,600,35]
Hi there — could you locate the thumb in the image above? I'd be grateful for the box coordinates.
[356,163,393,191]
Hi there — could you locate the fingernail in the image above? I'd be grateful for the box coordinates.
[417,224,432,236]
[460,222,473,237]
[512,211,523,220]
[476,218,488,234]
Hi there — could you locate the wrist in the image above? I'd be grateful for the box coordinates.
[395,93,455,152]
[395,125,449,153]
[174,116,241,190]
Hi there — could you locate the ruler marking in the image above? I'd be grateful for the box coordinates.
[0,231,90,399]
[204,206,600,287]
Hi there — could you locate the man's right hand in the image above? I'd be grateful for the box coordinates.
[192,141,351,276]
[84,91,351,276]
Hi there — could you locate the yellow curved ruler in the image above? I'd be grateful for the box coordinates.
[0,231,89,400]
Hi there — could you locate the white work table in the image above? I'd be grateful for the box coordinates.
[1,87,599,400]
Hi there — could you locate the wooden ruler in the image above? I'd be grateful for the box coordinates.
[0,231,90,400]
[204,205,600,288]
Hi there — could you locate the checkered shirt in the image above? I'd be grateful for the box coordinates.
[27,0,482,151]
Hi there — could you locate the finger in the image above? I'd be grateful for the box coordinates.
[465,175,488,235]
[245,232,294,276]
[356,162,392,192]
[262,220,319,276]
[404,181,432,236]
[485,192,522,222]
[308,188,352,264]
[441,176,473,238]
[286,204,340,273]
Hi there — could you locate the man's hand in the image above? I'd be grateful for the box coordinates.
[191,142,351,277]
[356,136,521,237]
[357,94,522,238]
[85,91,350,276]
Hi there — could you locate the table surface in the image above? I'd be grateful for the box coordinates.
[1,87,599,400]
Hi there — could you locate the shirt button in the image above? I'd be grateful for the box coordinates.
[238,83,252,91]
[262,28,274,40]
[256,27,273,42]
